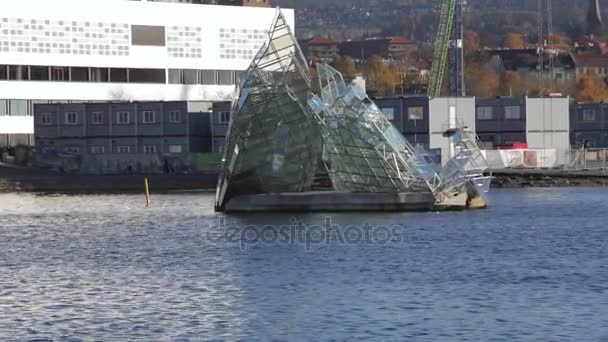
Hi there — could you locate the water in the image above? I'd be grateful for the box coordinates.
[1,188,607,341]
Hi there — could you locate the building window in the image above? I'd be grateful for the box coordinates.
[169,110,182,123]
[110,68,128,83]
[129,68,166,83]
[131,25,166,46]
[183,69,199,85]
[408,106,424,120]
[218,70,236,85]
[51,67,69,81]
[65,146,80,154]
[92,112,104,125]
[477,106,493,120]
[583,110,596,121]
[202,70,217,85]
[91,146,105,154]
[9,100,27,116]
[504,106,521,120]
[90,68,109,82]
[168,69,183,84]
[117,145,131,153]
[381,107,395,120]
[9,65,28,80]
[218,111,231,124]
[40,113,52,125]
[142,111,156,124]
[117,111,130,124]
[30,66,50,81]
[0,65,7,80]
[65,112,79,125]
[143,145,157,154]
[168,144,183,153]
[71,67,88,81]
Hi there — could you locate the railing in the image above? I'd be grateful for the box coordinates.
[565,147,608,172]
[483,147,608,173]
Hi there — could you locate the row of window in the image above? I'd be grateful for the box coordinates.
[0,99,44,116]
[379,105,523,122]
[168,69,240,85]
[480,107,608,122]
[64,144,183,154]
[380,107,425,121]
[39,110,183,125]
[476,106,522,120]
[0,99,148,116]
[0,65,242,85]
[580,67,608,76]
[0,65,166,83]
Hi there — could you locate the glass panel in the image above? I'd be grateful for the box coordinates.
[215,11,322,209]
[215,10,491,210]
[50,67,69,81]
[408,106,424,120]
[71,67,89,81]
[583,110,596,121]
[30,66,49,81]
[504,106,521,120]
[183,69,198,84]
[218,70,234,85]
[131,25,166,46]
[381,107,395,120]
[9,100,27,115]
[0,100,7,115]
[90,68,109,82]
[0,65,7,80]
[201,70,217,84]
[9,65,28,80]
[168,69,182,84]
[129,69,165,83]
[477,106,493,120]
[110,68,128,82]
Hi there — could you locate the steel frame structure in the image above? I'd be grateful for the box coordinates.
[215,9,491,211]
[310,63,433,193]
[215,11,322,210]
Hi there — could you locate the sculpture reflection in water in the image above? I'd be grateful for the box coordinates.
[215,9,490,212]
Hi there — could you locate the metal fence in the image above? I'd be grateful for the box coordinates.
[565,148,608,172]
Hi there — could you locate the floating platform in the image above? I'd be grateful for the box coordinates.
[223,191,437,213]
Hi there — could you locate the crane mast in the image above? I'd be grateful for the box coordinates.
[428,0,465,97]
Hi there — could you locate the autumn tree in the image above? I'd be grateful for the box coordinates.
[466,66,500,97]
[500,71,525,96]
[503,33,526,49]
[364,55,399,96]
[549,34,570,51]
[523,78,543,97]
[464,30,480,56]
[576,74,608,102]
[331,55,357,79]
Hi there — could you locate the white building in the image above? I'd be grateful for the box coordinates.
[525,97,570,166]
[429,97,476,165]
[0,0,294,146]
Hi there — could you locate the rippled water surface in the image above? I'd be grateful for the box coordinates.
[1,188,608,341]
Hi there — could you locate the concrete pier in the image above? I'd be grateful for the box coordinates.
[223,191,437,213]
